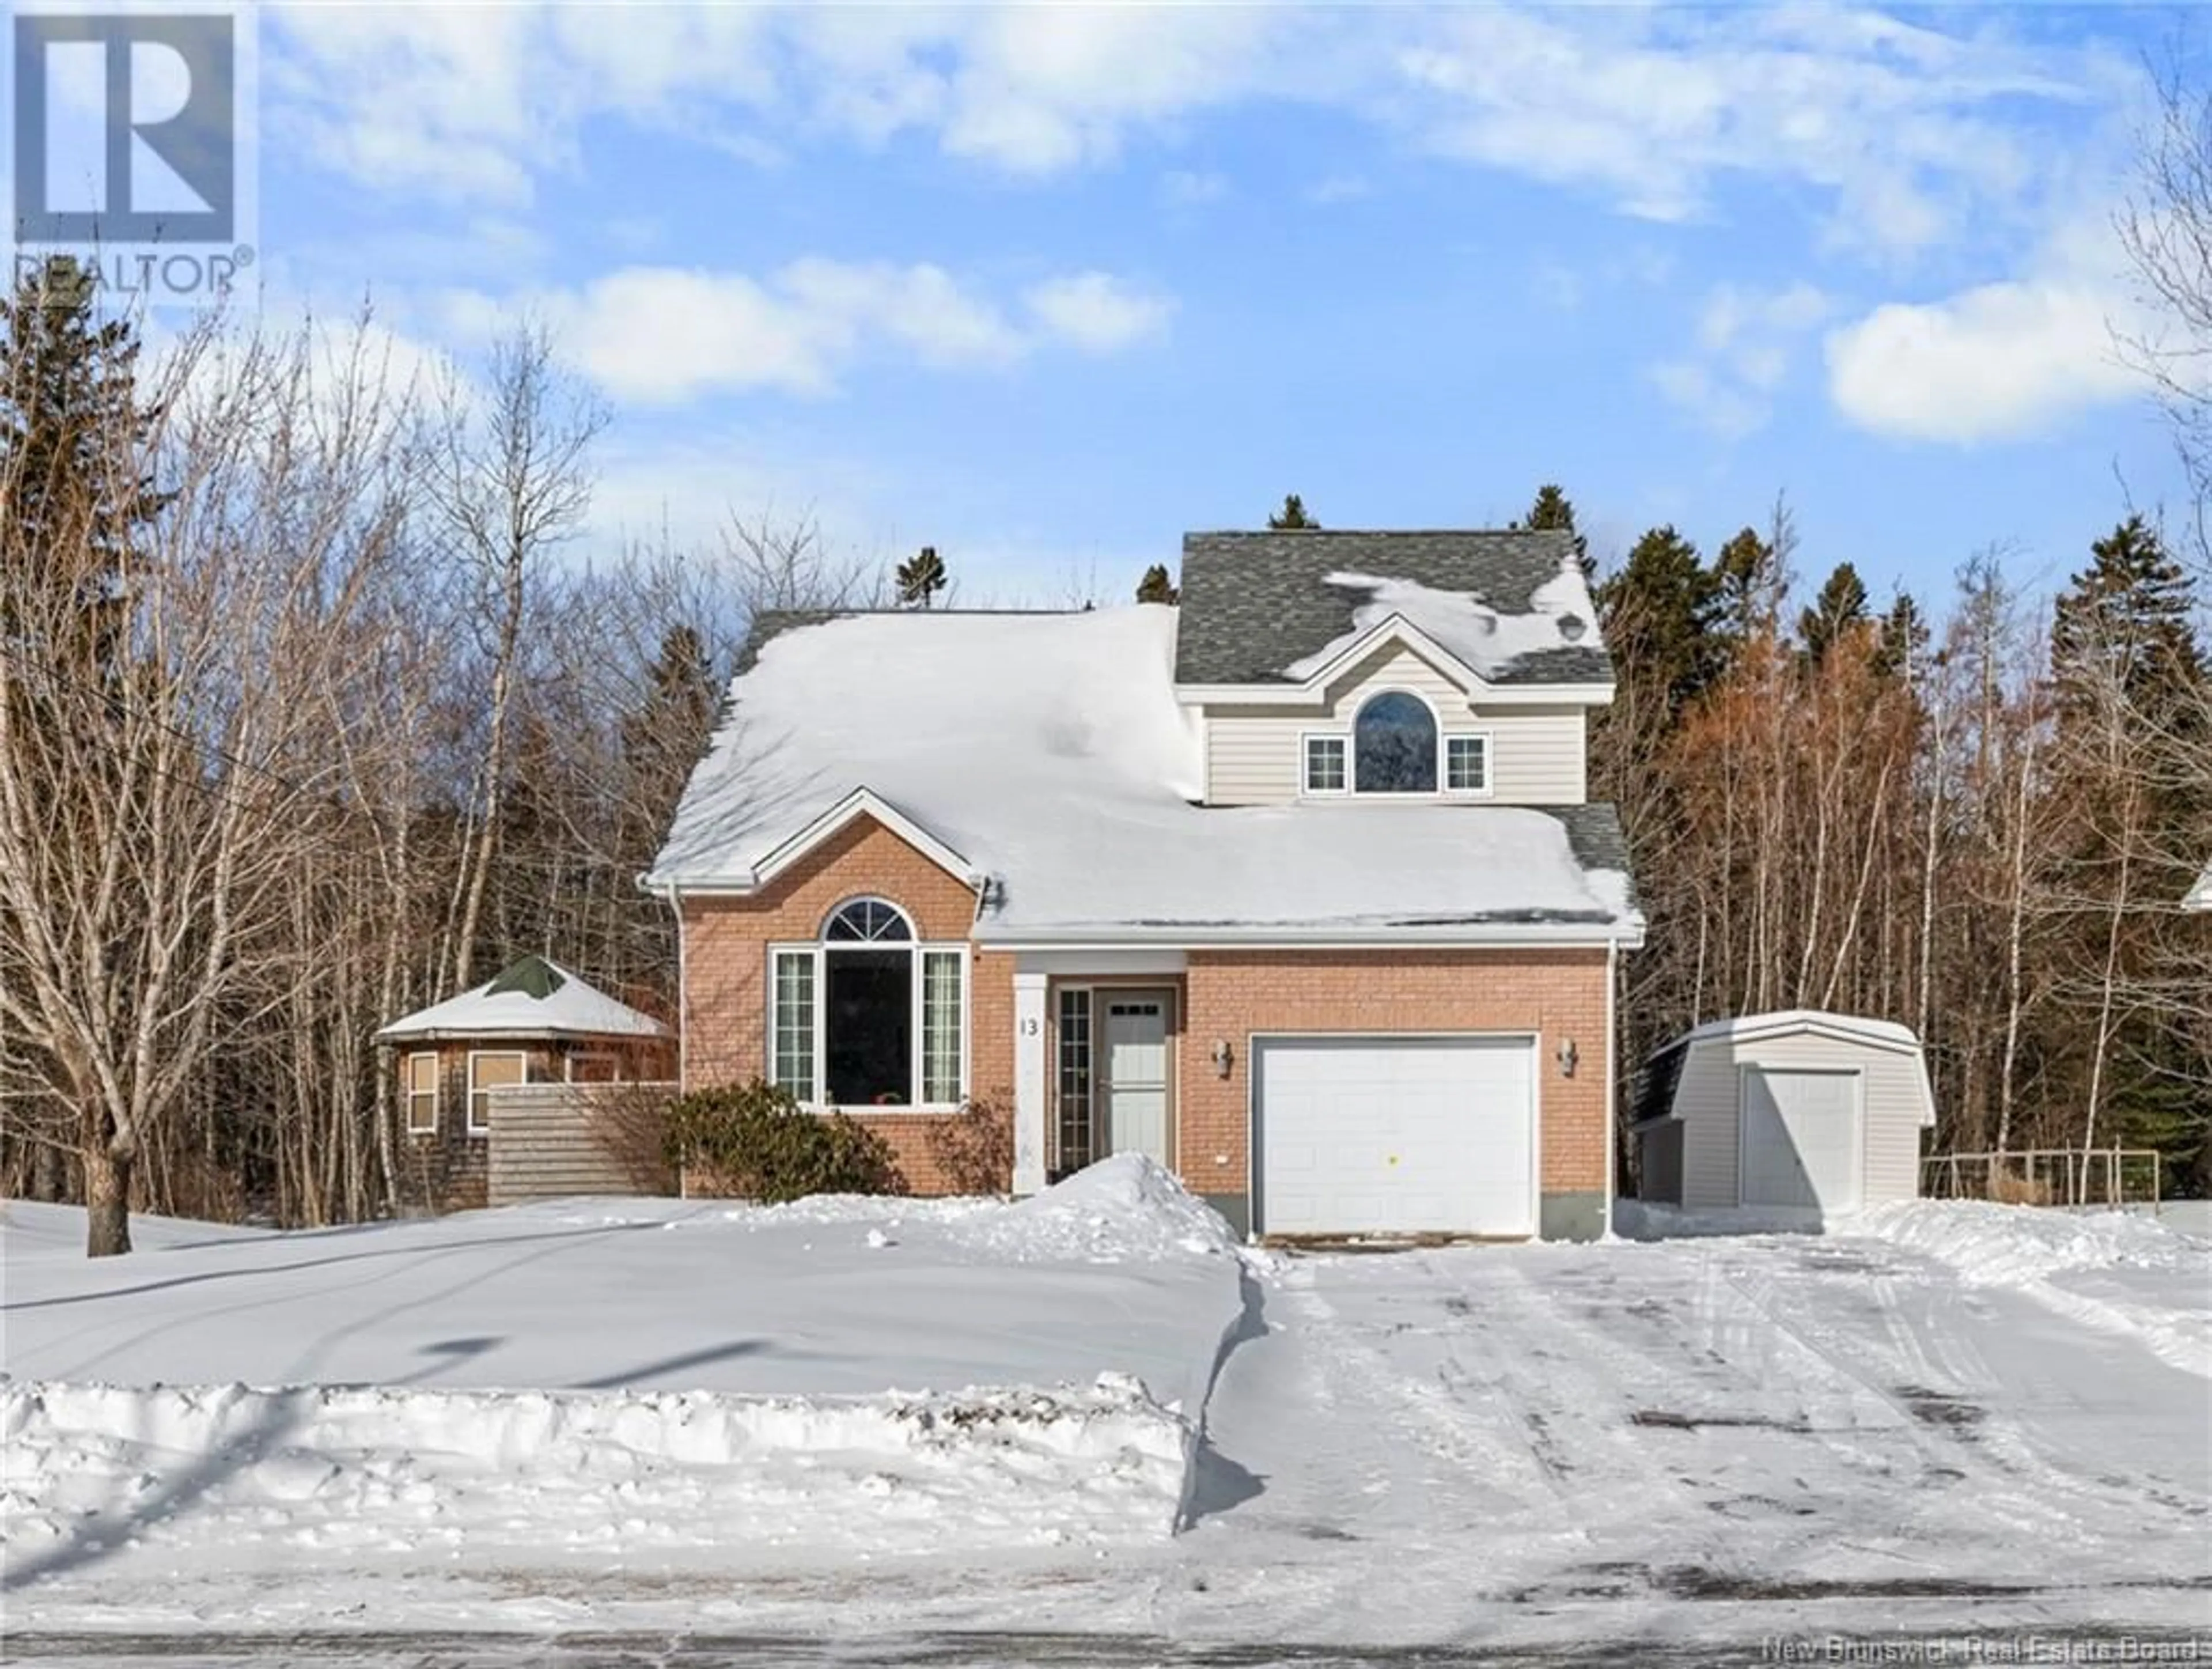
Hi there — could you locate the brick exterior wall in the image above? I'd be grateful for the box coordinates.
[681,815,1014,1195]
[1179,948,1612,1204]
[681,819,1612,1227]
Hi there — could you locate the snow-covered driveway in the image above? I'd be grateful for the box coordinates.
[1168,1223,2210,1649]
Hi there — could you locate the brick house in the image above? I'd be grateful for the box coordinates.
[647,530,1643,1240]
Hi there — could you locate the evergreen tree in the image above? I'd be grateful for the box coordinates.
[2046,515,2209,1188]
[1594,524,1722,712]
[1711,525,1783,665]
[1873,591,1930,683]
[1267,494,1319,530]
[896,544,947,609]
[2051,515,2204,718]
[1135,563,1179,605]
[1798,561,1870,667]
[0,255,169,675]
[1512,483,1592,580]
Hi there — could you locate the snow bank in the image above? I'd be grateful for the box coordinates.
[1852,1199,2207,1286]
[986,1155,1242,1264]
[646,1156,1239,1267]
[1,1371,1194,1575]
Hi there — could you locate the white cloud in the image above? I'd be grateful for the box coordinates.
[1653,282,1835,437]
[264,5,2121,261]
[1385,6,2112,256]
[1023,273,1175,355]
[1824,273,2143,445]
[458,260,1169,406]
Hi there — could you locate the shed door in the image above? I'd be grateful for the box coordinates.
[1254,1035,1535,1237]
[1739,1068,1861,1211]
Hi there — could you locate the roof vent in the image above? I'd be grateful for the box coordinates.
[1559,614,1589,642]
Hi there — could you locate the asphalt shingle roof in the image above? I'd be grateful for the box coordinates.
[1174,528,1612,687]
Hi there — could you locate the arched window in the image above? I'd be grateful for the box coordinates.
[1354,691,1438,793]
[768,896,965,1108]
[824,898,912,942]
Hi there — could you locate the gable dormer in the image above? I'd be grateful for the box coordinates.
[1173,530,1613,808]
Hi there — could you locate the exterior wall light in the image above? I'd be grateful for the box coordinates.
[1556,1037,1578,1078]
[1211,1039,1234,1078]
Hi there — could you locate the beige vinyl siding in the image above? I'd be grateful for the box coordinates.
[1671,1032,1928,1208]
[1203,641,1590,807]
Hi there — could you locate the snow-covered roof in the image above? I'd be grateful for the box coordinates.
[2186,859,2212,911]
[1281,569,1597,684]
[1175,529,1611,688]
[647,607,1642,943]
[378,956,670,1042]
[1664,1009,1922,1055]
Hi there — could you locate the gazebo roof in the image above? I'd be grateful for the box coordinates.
[376,956,669,1043]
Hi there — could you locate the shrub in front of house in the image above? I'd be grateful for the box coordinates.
[924,1096,1014,1195]
[663,1081,909,1202]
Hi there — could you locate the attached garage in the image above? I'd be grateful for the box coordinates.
[1251,1034,1537,1239]
[1631,1010,1936,1217]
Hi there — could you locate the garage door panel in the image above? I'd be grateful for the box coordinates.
[1255,1036,1535,1238]
[1741,1068,1860,1212]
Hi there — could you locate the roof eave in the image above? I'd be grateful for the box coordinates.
[976,921,1643,949]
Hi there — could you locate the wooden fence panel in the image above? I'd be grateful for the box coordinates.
[485,1083,676,1206]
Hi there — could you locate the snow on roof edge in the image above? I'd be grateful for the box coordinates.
[1662,1009,1921,1055]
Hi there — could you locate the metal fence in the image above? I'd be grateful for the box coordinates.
[1921,1148,2163,1208]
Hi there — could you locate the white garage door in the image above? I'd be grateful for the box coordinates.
[1739,1068,1861,1211]
[1254,1035,1536,1237]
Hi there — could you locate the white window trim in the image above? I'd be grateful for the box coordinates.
[404,1051,440,1136]
[1300,687,1496,802]
[1445,731,1495,797]
[1299,731,1349,797]
[465,1050,527,1138]
[766,939,972,1114]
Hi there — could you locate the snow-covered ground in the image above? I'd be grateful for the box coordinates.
[5,1178,2207,1662]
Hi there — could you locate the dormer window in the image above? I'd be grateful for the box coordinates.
[1353,691,1437,793]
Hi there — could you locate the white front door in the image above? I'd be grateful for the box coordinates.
[1740,1068,1861,1211]
[1102,996,1171,1165]
[1254,1035,1537,1237]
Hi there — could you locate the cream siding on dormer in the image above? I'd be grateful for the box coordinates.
[1200,641,1592,807]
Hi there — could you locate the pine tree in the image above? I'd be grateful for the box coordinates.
[2051,515,2204,718]
[1711,525,1782,665]
[897,544,947,609]
[1798,561,1869,667]
[1513,483,1592,580]
[1873,591,1930,683]
[1268,494,1319,530]
[2046,514,2209,1189]
[1135,563,1179,605]
[0,255,169,676]
[1594,524,1722,712]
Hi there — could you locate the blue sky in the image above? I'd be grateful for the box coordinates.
[244,3,2191,612]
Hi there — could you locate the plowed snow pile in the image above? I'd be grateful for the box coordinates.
[1853,1199,2212,1377]
[1,1158,1241,1580]
[2,1373,1190,1570]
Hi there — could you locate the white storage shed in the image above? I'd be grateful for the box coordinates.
[1632,1010,1936,1217]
